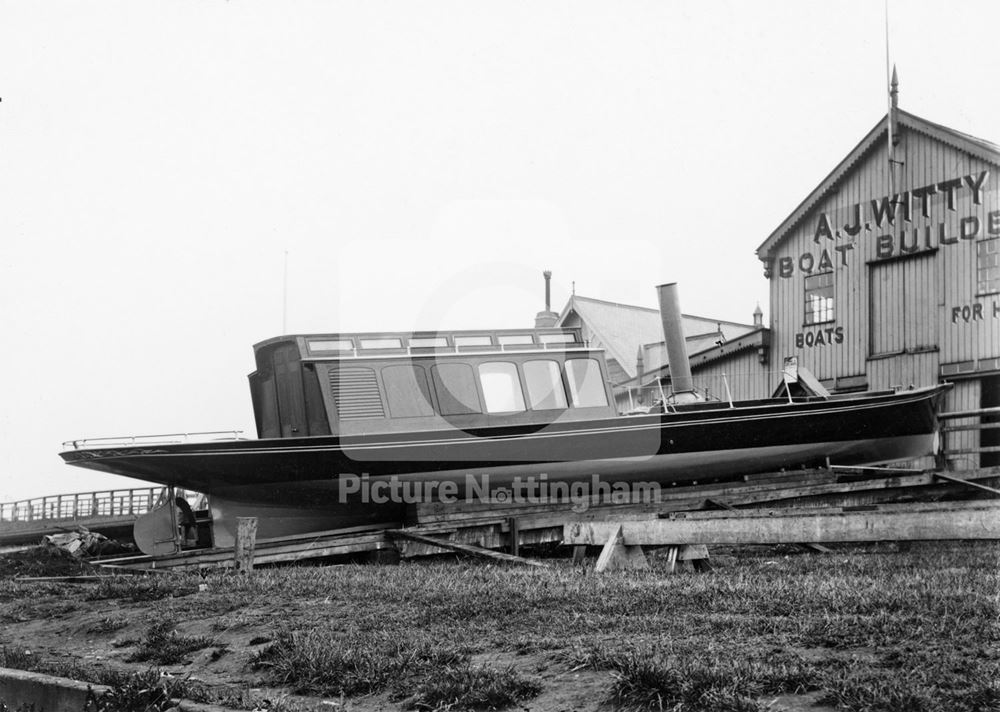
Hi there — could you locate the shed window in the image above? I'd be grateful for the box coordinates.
[804,272,834,324]
[382,365,435,418]
[978,238,999,295]
[431,364,482,415]
[478,362,526,413]
[523,360,568,410]
[565,359,608,407]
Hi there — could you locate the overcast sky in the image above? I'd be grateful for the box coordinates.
[1,1,998,502]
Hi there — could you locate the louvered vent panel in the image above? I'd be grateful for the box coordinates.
[329,367,385,419]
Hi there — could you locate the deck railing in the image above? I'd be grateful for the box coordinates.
[62,430,244,450]
[0,488,206,524]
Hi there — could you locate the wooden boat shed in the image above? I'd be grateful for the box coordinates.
[756,79,999,469]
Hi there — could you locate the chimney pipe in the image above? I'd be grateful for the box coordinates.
[656,282,695,395]
[534,269,559,328]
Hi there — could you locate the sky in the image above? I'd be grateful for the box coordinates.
[1,0,998,502]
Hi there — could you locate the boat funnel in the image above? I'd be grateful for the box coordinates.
[656,282,696,397]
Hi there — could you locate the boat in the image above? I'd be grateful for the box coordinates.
[59,284,949,553]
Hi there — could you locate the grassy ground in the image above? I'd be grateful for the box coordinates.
[0,541,998,711]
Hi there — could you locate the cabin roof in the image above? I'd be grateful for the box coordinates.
[253,327,591,362]
[756,108,1000,261]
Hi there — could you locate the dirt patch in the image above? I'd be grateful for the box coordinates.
[0,547,96,578]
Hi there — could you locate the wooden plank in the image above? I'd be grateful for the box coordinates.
[410,475,858,526]
[414,469,1000,528]
[234,517,258,572]
[593,524,648,573]
[389,530,549,568]
[109,531,391,569]
[706,496,829,553]
[564,502,1000,545]
[411,469,837,522]
[932,472,1000,496]
[593,524,623,573]
[668,499,998,519]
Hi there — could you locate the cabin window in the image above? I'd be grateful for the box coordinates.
[409,336,449,348]
[523,360,568,410]
[539,333,575,344]
[478,362,527,413]
[382,365,435,418]
[804,272,834,324]
[360,337,403,349]
[431,364,482,415]
[455,335,493,347]
[309,339,354,353]
[565,358,608,407]
[498,334,534,346]
[977,238,999,295]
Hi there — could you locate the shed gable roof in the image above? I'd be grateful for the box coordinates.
[556,295,756,380]
[756,109,1000,261]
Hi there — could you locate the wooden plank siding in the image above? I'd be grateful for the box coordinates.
[761,116,999,467]
[689,349,772,402]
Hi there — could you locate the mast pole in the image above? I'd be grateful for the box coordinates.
[282,250,289,334]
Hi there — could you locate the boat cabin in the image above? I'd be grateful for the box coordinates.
[248,328,619,437]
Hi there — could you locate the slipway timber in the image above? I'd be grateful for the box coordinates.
[93,464,1000,571]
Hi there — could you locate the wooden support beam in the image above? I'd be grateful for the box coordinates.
[564,502,1000,546]
[705,497,829,553]
[234,517,258,572]
[933,472,1000,496]
[389,530,549,568]
[593,524,648,573]
[411,469,1000,529]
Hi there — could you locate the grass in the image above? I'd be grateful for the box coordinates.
[1,541,998,711]
[252,627,468,697]
[86,574,198,603]
[125,620,214,664]
[82,669,183,712]
[405,665,542,711]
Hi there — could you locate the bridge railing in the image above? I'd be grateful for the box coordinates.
[0,488,206,524]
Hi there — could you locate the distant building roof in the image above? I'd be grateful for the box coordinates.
[556,295,758,381]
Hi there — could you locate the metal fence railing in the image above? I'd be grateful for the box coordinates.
[0,487,206,524]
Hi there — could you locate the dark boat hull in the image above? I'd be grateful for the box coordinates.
[60,386,947,546]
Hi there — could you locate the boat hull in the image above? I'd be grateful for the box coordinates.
[60,386,947,546]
